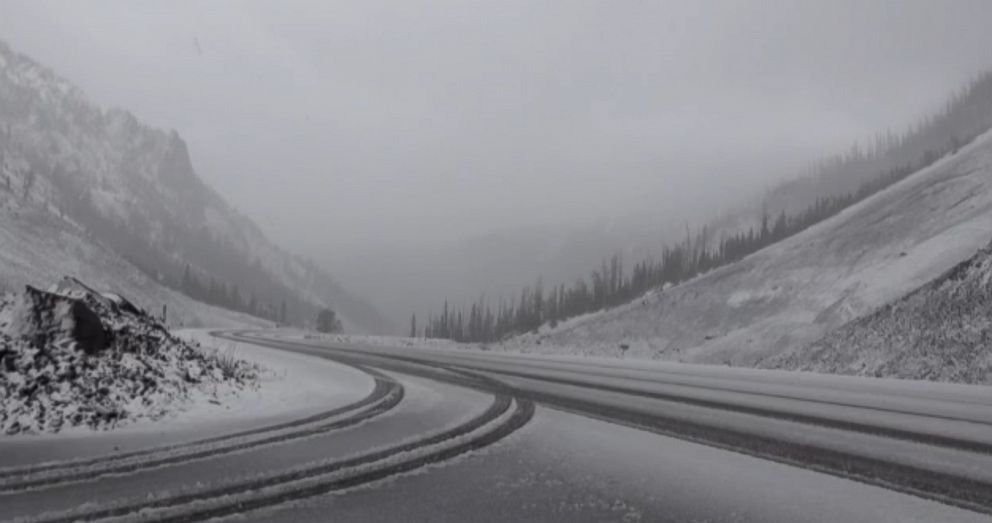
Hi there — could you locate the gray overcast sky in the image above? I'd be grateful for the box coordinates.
[2,0,992,258]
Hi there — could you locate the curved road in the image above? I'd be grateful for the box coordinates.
[1,330,991,522]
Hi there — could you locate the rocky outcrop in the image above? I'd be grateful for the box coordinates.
[6,285,109,355]
[0,277,258,434]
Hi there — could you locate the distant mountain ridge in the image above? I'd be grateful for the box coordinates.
[0,39,392,333]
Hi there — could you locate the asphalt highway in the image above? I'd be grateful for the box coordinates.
[1,330,990,522]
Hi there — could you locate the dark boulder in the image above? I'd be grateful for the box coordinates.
[66,297,108,355]
[10,285,109,355]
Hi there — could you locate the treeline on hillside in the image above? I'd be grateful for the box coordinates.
[767,71,992,215]
[419,70,992,343]
[35,166,304,325]
[180,265,287,323]
[420,190,855,343]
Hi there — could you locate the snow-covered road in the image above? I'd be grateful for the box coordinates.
[0,330,372,468]
[1,330,990,522]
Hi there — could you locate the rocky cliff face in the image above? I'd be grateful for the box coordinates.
[0,40,392,333]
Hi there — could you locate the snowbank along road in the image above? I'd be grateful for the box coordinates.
[1,330,991,522]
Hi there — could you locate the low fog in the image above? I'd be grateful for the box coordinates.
[3,0,992,328]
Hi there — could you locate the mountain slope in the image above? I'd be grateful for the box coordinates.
[329,217,676,329]
[0,197,267,328]
[0,40,391,333]
[768,238,992,383]
[758,72,992,219]
[507,129,992,368]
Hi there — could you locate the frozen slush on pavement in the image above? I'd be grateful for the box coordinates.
[0,277,259,435]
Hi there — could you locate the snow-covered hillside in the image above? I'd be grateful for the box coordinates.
[768,239,992,383]
[0,200,269,329]
[0,40,390,333]
[505,129,992,369]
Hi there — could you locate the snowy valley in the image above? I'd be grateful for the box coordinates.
[3,5,992,521]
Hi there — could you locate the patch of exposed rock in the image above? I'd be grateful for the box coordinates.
[0,277,258,434]
[766,240,992,384]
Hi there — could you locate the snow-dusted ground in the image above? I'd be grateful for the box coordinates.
[490,129,992,375]
[227,332,992,521]
[280,330,992,407]
[0,331,370,465]
[169,329,373,431]
[0,362,494,522]
[270,407,990,523]
[6,331,990,521]
[305,332,465,351]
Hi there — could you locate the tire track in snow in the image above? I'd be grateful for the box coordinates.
[454,365,992,454]
[26,394,532,523]
[0,364,390,480]
[234,333,992,516]
[257,335,992,455]
[0,366,403,494]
